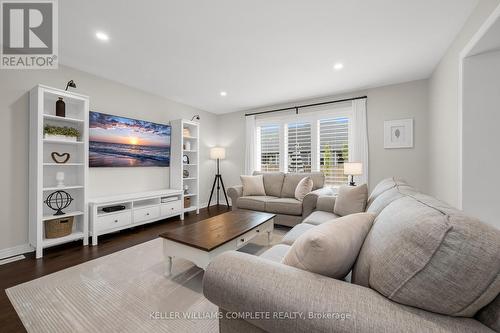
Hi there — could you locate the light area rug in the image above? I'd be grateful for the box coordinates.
[7,229,286,333]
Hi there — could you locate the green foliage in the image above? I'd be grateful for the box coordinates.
[342,144,349,161]
[321,144,333,175]
[44,125,80,138]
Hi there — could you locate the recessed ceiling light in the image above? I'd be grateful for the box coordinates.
[333,63,344,71]
[95,31,109,41]
[220,91,227,97]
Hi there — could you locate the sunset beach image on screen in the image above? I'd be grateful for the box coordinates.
[89,112,171,167]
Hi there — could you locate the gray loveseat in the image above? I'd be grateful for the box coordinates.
[204,177,500,333]
[227,172,333,227]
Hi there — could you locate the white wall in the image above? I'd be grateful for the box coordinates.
[217,79,429,193]
[462,50,500,228]
[428,0,500,207]
[0,65,217,254]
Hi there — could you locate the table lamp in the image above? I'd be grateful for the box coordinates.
[344,162,363,186]
[208,147,229,208]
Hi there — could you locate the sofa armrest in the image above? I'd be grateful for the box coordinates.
[302,187,333,217]
[227,185,243,208]
[316,195,336,213]
[203,252,490,333]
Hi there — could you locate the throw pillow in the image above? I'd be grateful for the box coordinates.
[241,175,266,196]
[282,213,375,279]
[334,184,368,216]
[294,177,313,201]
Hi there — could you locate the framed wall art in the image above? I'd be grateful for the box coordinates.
[384,119,413,149]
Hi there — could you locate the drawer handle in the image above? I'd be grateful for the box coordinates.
[256,229,260,233]
[146,213,150,216]
[114,219,118,223]
[240,238,245,242]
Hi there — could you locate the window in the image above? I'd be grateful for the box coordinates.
[319,117,349,186]
[287,122,311,172]
[255,108,352,187]
[259,124,280,171]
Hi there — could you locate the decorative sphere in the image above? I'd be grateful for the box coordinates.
[45,190,74,215]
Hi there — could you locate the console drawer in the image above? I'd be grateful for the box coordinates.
[160,201,182,216]
[134,206,160,223]
[96,211,132,232]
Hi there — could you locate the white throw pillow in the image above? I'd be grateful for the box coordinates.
[334,184,368,216]
[282,213,375,279]
[241,175,266,196]
[294,177,313,201]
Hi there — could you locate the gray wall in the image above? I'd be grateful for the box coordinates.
[217,79,429,193]
[428,0,500,207]
[0,65,217,253]
[462,50,500,228]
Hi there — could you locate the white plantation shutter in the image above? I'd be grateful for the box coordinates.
[254,102,366,186]
[319,117,349,186]
[287,122,312,172]
[259,124,280,172]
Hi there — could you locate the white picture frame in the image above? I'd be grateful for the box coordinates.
[384,119,413,149]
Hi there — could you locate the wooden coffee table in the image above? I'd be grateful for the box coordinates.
[159,210,275,276]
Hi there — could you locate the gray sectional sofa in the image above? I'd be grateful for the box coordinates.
[204,177,500,333]
[227,171,333,227]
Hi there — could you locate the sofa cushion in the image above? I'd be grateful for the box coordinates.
[281,172,325,198]
[282,213,375,279]
[241,175,266,196]
[295,176,313,201]
[265,198,302,216]
[367,176,407,208]
[477,294,500,332]
[352,193,500,317]
[316,195,336,213]
[253,171,285,197]
[281,223,316,246]
[334,184,368,216]
[260,244,291,263]
[237,196,277,211]
[366,187,405,216]
[303,211,339,225]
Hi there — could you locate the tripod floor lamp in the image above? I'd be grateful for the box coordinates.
[208,147,229,208]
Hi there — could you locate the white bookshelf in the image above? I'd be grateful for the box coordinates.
[29,85,89,258]
[171,119,200,216]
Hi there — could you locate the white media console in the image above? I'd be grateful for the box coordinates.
[89,189,183,245]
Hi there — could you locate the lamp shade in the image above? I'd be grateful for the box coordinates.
[343,162,363,175]
[210,147,226,160]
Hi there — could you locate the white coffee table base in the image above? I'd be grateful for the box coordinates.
[163,219,274,277]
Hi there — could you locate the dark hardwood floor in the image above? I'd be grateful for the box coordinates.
[0,206,231,333]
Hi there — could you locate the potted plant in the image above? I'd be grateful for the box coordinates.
[44,125,80,142]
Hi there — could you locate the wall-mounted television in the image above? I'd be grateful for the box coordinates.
[89,111,171,167]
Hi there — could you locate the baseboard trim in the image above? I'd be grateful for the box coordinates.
[0,244,34,260]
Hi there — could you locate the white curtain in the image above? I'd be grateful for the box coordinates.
[349,99,369,185]
[245,115,256,175]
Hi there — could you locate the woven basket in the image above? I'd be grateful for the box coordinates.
[45,216,74,238]
[184,197,191,208]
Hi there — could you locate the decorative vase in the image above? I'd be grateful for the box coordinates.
[56,97,65,117]
[56,172,65,187]
[44,134,77,142]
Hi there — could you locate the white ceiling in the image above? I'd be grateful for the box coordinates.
[59,0,478,114]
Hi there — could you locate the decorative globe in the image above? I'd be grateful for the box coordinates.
[45,190,74,215]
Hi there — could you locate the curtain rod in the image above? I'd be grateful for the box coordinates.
[245,96,367,117]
